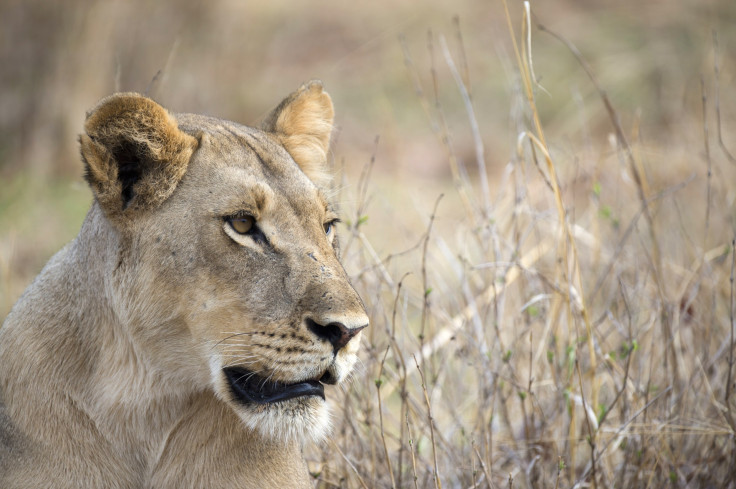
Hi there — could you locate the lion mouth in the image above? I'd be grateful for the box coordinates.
[223,367,326,404]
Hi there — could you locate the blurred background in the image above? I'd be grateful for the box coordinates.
[3,0,736,487]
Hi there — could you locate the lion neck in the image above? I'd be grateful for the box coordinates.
[1,204,209,462]
[77,204,215,450]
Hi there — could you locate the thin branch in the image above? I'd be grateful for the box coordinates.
[331,440,370,489]
[439,34,491,214]
[375,346,396,489]
[701,76,712,247]
[575,358,598,489]
[419,194,444,366]
[597,285,633,428]
[452,16,471,96]
[406,412,420,489]
[712,30,736,165]
[472,441,494,489]
[414,355,442,489]
[727,239,735,429]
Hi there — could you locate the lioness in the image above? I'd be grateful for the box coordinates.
[0,81,368,488]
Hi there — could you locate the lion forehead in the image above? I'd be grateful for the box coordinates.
[177,116,324,208]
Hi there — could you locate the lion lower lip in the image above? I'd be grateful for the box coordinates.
[223,367,325,404]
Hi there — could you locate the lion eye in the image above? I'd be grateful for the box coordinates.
[324,220,339,236]
[228,216,255,235]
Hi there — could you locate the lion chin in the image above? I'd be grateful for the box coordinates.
[235,397,331,444]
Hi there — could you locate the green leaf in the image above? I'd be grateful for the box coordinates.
[597,403,608,423]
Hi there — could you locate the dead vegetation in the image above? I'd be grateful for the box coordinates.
[311,4,736,488]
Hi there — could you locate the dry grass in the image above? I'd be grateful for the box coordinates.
[2,1,736,487]
[308,4,736,488]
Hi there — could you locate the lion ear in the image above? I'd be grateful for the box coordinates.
[261,81,335,187]
[79,93,198,219]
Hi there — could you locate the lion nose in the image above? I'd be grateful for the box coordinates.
[306,318,367,353]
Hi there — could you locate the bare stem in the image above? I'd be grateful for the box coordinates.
[439,34,491,214]
[726,239,735,428]
[376,346,396,488]
[331,440,370,489]
[419,194,444,366]
[701,77,712,247]
[575,358,597,489]
[414,355,442,489]
[712,30,736,165]
[406,412,420,489]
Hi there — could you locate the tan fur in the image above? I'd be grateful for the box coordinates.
[0,82,368,488]
[261,81,335,187]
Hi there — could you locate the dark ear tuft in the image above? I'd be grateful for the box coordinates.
[80,93,198,219]
[111,140,146,208]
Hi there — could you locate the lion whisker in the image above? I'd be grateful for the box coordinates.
[211,332,260,350]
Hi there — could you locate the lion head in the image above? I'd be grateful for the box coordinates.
[78,81,368,443]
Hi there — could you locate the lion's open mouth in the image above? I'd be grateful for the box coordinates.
[223,367,326,404]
